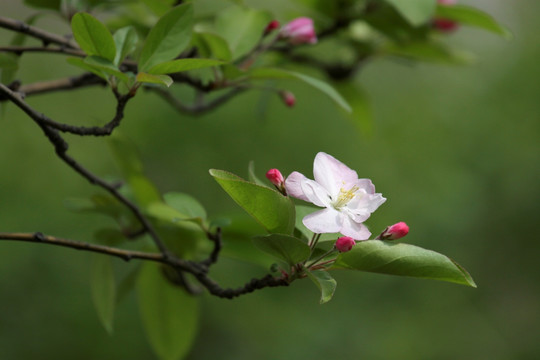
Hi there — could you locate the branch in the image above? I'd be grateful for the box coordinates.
[149,86,246,115]
[0,83,171,259]
[0,82,131,136]
[0,45,85,57]
[0,16,78,49]
[0,232,289,298]
[0,73,107,100]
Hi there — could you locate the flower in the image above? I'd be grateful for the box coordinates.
[335,236,356,253]
[379,222,409,240]
[280,17,317,45]
[285,152,386,240]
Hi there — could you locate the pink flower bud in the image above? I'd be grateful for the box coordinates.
[379,222,409,240]
[280,17,317,45]
[437,0,456,5]
[264,20,280,35]
[335,236,356,253]
[280,91,296,107]
[266,169,284,187]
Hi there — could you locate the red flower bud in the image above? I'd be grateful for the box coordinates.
[266,169,284,187]
[280,91,296,107]
[335,236,356,253]
[264,20,280,35]
[433,0,459,33]
[379,222,409,240]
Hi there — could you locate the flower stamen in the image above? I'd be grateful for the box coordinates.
[332,185,359,209]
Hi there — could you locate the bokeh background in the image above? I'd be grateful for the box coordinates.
[1,0,539,359]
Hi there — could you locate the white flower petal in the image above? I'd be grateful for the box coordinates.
[302,208,343,234]
[355,178,375,194]
[313,152,358,196]
[284,171,310,201]
[300,178,331,208]
[340,216,371,240]
[365,193,386,213]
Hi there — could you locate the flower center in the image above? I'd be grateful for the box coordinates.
[332,186,359,210]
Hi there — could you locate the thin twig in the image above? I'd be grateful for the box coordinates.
[0,45,85,57]
[0,232,289,298]
[149,86,246,116]
[0,16,78,49]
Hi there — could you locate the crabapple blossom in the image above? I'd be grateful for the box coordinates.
[280,17,317,45]
[266,168,284,187]
[285,152,386,240]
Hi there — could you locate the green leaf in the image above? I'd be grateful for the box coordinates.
[209,169,296,234]
[384,0,437,26]
[163,192,207,220]
[91,255,116,334]
[136,72,173,87]
[24,0,61,10]
[215,5,271,60]
[84,56,130,82]
[139,4,193,71]
[435,4,512,38]
[383,41,475,65]
[108,134,144,177]
[71,12,117,62]
[306,270,337,304]
[249,68,352,112]
[67,57,108,81]
[129,174,163,207]
[147,58,224,75]
[247,161,267,187]
[193,32,232,61]
[113,26,139,66]
[141,0,175,16]
[252,234,310,266]
[137,263,198,360]
[332,240,476,287]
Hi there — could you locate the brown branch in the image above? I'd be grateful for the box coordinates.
[0,73,107,99]
[0,83,172,259]
[0,82,131,136]
[0,232,289,298]
[0,45,85,57]
[149,86,246,115]
[0,16,78,49]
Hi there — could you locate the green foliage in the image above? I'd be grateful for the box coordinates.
[252,234,310,266]
[113,26,139,66]
[333,240,476,287]
[193,32,232,61]
[136,72,173,87]
[383,0,437,26]
[209,169,296,234]
[91,255,116,334]
[147,58,224,75]
[306,270,337,304]
[214,5,271,60]
[249,68,352,112]
[71,13,117,62]
[138,4,194,72]
[137,263,198,360]
[435,4,511,38]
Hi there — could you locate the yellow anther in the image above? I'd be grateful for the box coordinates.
[333,185,359,209]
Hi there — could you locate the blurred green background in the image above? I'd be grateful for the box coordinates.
[1,1,539,359]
